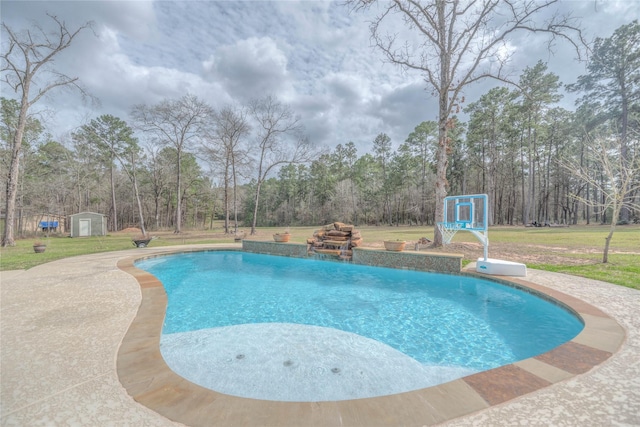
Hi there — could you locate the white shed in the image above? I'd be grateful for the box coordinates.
[69,212,107,237]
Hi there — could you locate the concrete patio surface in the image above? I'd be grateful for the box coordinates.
[1,244,638,426]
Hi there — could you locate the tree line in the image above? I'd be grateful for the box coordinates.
[2,14,638,256]
[228,43,640,232]
[1,94,314,237]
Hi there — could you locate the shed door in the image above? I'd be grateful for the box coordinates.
[79,219,91,237]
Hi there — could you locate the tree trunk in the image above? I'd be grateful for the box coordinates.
[223,162,230,234]
[110,163,118,231]
[350,180,358,226]
[619,91,630,223]
[432,1,450,247]
[251,181,262,235]
[130,152,146,236]
[420,157,427,226]
[2,92,30,247]
[175,151,182,233]
[603,228,614,263]
[232,156,239,235]
[154,191,161,229]
[2,147,20,246]
[433,113,450,246]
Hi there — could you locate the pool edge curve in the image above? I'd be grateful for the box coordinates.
[116,247,625,427]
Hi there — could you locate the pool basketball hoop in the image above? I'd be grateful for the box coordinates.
[437,194,489,260]
[437,194,526,276]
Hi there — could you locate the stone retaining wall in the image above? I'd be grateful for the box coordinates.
[242,240,309,258]
[352,247,462,273]
[242,240,462,273]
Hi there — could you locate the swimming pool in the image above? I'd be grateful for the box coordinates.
[135,251,583,401]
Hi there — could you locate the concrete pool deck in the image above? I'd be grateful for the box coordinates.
[1,244,638,426]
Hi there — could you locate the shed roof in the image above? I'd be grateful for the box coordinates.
[69,211,106,217]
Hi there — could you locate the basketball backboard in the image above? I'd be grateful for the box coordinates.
[442,194,488,231]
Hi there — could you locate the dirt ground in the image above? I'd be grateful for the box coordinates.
[364,240,599,266]
[435,242,593,266]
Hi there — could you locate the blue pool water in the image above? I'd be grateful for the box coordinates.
[136,251,583,401]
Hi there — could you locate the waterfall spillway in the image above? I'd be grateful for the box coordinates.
[308,222,362,261]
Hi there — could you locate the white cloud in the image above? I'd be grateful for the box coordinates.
[1,0,637,151]
[202,37,293,102]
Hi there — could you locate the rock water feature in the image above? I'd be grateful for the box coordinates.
[307,222,362,261]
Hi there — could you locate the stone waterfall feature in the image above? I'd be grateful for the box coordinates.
[307,222,362,261]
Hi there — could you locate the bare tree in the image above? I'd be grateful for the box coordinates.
[349,0,586,245]
[132,94,212,233]
[1,15,91,246]
[248,95,314,235]
[563,131,640,263]
[202,105,250,234]
[75,115,147,235]
[145,143,171,230]
[569,20,640,223]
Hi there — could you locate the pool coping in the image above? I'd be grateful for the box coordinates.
[116,248,626,427]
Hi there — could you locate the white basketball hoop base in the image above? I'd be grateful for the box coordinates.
[476,258,527,277]
[439,194,526,275]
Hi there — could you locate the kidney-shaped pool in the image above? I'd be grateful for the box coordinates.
[135,251,583,402]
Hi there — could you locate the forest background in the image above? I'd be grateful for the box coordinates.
[3,26,638,232]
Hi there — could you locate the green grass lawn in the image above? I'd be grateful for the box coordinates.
[0,233,235,271]
[529,254,640,288]
[1,224,638,289]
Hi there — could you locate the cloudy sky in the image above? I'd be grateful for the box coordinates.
[2,1,638,154]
